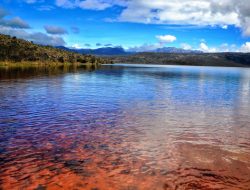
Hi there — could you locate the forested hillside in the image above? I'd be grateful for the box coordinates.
[0,34,110,65]
[108,52,250,67]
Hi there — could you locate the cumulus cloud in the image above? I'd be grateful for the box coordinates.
[0,16,30,29]
[56,0,250,36]
[181,43,192,50]
[0,26,66,46]
[77,0,112,10]
[56,0,75,8]
[0,8,30,29]
[129,40,250,53]
[219,43,239,52]
[0,7,65,47]
[118,1,240,27]
[221,25,228,29]
[128,34,177,52]
[198,42,242,52]
[71,26,80,34]
[44,25,67,35]
[199,42,209,52]
[156,35,176,43]
[55,0,120,10]
[72,43,82,49]
[210,0,250,36]
[128,43,164,52]
[7,17,30,29]
[199,42,216,52]
[240,42,250,52]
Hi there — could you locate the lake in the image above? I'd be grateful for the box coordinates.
[0,64,250,190]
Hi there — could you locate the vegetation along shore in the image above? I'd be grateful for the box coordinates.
[0,34,111,68]
[1,33,249,68]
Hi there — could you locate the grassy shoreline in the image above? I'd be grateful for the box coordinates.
[0,61,101,68]
[0,61,102,80]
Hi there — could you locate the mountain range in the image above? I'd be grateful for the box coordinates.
[56,46,203,56]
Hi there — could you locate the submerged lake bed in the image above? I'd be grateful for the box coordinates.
[0,64,250,190]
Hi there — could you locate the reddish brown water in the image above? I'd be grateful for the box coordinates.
[0,64,250,190]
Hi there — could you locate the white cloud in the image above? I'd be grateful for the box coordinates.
[56,0,75,8]
[0,26,66,46]
[0,16,30,29]
[222,25,228,29]
[8,17,30,29]
[77,0,112,10]
[181,43,192,50]
[55,0,250,36]
[128,34,176,52]
[129,41,250,53]
[72,43,82,49]
[44,25,67,35]
[199,42,209,51]
[118,1,240,27]
[55,0,123,10]
[198,42,248,53]
[218,43,240,52]
[199,42,216,52]
[240,42,250,52]
[242,17,250,36]
[128,43,163,52]
[210,0,250,36]
[23,0,45,3]
[0,7,67,47]
[156,35,176,43]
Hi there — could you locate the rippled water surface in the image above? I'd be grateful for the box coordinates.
[0,64,250,190]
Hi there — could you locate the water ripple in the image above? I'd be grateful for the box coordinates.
[0,64,250,189]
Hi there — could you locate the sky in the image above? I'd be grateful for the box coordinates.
[0,0,250,52]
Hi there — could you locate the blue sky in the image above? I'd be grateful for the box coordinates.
[0,0,250,52]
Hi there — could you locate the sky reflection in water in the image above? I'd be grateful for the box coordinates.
[0,64,250,190]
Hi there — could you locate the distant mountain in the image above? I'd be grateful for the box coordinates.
[56,46,129,56]
[56,46,202,56]
[153,47,203,54]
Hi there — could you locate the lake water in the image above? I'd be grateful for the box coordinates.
[0,64,250,190]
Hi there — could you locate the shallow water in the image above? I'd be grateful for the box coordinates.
[0,64,250,190]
